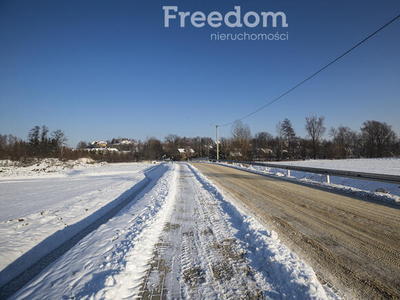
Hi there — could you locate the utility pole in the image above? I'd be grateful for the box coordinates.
[216,125,219,160]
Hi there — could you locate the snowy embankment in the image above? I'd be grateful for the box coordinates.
[0,158,103,178]
[10,163,339,299]
[0,159,155,289]
[219,158,400,203]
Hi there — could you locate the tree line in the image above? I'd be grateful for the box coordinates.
[226,116,399,161]
[0,127,214,163]
[0,117,398,163]
[0,126,68,161]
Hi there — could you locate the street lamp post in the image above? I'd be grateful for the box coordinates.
[211,123,220,161]
[216,125,219,161]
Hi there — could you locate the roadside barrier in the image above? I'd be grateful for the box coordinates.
[193,159,400,185]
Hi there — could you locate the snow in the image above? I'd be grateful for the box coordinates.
[8,163,178,299]
[218,158,400,203]
[0,158,100,178]
[266,158,400,176]
[0,160,154,288]
[2,158,397,299]
[7,163,339,299]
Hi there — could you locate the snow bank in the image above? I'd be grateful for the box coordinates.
[0,158,101,178]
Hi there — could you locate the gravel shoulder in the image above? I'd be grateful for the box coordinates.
[193,163,400,299]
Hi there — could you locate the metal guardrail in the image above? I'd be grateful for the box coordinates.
[194,159,400,185]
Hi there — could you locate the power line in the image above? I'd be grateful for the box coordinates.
[218,13,400,127]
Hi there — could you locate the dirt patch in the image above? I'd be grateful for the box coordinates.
[164,222,180,231]
[183,266,205,288]
[212,239,245,261]
[182,230,194,236]
[211,261,234,280]
[201,227,213,236]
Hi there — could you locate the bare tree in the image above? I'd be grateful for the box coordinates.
[305,115,326,159]
[361,120,397,157]
[0,134,24,159]
[76,141,88,150]
[252,132,274,160]
[52,130,67,147]
[146,137,163,161]
[164,134,180,160]
[329,126,359,158]
[0,134,7,153]
[51,130,68,157]
[231,120,252,160]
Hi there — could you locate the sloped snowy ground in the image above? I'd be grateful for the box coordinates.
[9,163,339,299]
[0,160,154,289]
[217,158,400,203]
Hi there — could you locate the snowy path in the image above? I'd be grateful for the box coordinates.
[140,164,264,299]
[139,164,336,300]
[10,163,337,299]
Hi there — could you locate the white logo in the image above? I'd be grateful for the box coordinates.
[163,6,289,28]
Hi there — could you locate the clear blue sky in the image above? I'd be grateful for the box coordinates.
[1,0,399,147]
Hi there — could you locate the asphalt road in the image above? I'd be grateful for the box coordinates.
[193,163,400,299]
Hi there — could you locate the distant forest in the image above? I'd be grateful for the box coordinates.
[1,116,399,163]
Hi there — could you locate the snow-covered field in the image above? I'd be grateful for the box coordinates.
[1,161,339,299]
[0,160,154,288]
[267,158,400,176]
[220,158,400,203]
